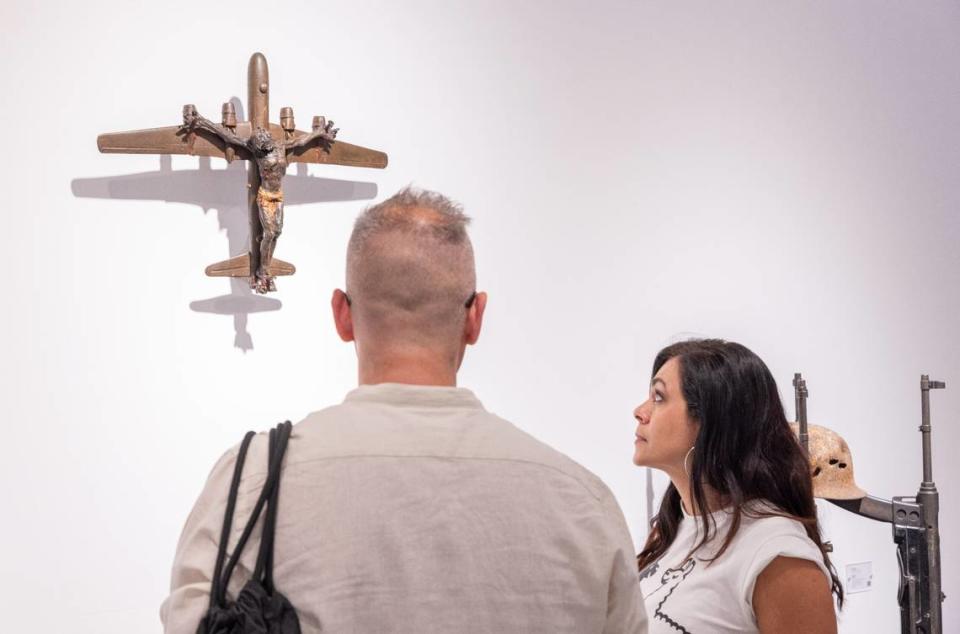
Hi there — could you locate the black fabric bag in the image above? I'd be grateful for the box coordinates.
[197,421,302,634]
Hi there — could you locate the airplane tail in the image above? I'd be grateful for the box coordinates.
[205,254,296,277]
[267,259,296,276]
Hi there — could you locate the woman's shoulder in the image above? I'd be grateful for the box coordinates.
[715,502,825,574]
[731,502,830,584]
[709,501,832,623]
[735,501,813,540]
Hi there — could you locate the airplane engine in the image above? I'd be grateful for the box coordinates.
[221,102,238,162]
[280,107,295,134]
[221,102,237,129]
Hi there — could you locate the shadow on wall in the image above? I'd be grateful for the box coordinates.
[70,97,378,352]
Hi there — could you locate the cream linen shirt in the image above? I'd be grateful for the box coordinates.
[161,383,647,634]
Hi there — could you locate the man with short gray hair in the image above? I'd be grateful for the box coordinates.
[337,187,482,386]
[161,187,647,633]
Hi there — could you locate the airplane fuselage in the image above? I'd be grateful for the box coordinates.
[247,52,270,281]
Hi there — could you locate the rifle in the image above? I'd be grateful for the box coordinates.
[793,373,946,634]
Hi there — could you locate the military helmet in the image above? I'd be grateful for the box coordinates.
[790,422,867,500]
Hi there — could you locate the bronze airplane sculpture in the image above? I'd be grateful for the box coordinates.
[97,52,388,293]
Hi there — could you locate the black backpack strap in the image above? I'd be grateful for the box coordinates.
[215,421,293,605]
[254,420,292,594]
[266,421,294,592]
[209,431,256,609]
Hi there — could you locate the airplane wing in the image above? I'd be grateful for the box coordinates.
[97,124,254,161]
[98,122,388,169]
[283,125,388,169]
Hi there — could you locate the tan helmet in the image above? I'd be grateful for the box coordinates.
[789,422,867,500]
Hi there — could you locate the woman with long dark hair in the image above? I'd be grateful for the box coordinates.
[634,339,842,633]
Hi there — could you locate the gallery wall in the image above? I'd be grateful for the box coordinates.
[2,1,958,631]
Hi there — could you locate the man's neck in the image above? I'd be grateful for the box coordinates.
[358,351,459,387]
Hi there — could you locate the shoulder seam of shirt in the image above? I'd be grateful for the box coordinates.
[237,453,609,502]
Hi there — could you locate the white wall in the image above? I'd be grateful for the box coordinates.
[2,1,958,631]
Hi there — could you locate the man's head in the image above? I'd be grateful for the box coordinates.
[332,187,487,384]
[252,127,275,152]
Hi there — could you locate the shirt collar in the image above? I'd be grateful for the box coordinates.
[344,382,485,410]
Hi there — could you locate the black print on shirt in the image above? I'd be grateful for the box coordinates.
[652,558,696,633]
[639,560,660,582]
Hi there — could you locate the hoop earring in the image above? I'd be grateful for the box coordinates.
[683,446,695,477]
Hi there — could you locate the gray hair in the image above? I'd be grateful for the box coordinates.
[346,186,476,348]
[349,186,471,248]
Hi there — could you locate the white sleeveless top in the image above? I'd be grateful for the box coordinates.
[639,503,831,633]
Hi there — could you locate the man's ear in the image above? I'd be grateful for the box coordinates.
[331,289,355,342]
[464,291,487,345]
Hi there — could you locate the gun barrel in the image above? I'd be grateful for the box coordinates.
[919,375,943,486]
[793,373,809,453]
[917,374,945,633]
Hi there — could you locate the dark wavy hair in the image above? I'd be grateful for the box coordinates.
[635,339,844,607]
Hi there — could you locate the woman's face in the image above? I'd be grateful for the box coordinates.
[633,356,699,473]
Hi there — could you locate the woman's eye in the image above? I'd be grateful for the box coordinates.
[652,391,663,403]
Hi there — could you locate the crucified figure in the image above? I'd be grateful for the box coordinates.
[179,104,338,293]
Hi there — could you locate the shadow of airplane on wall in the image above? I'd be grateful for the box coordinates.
[71,98,378,352]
